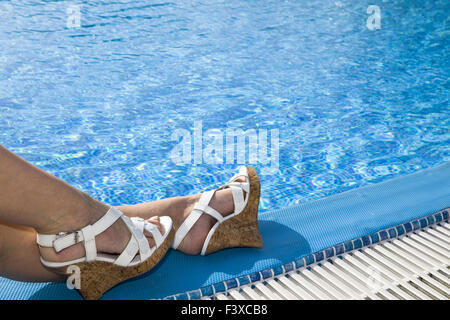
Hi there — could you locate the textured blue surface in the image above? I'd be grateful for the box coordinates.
[0,161,449,300]
[171,207,448,299]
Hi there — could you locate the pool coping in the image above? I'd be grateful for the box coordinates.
[164,207,449,300]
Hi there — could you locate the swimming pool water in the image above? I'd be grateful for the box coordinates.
[0,0,448,211]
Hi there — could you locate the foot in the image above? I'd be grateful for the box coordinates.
[39,213,165,264]
[117,172,248,255]
[135,177,247,255]
[178,176,248,254]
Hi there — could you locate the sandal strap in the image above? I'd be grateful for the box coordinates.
[36,207,156,266]
[114,233,140,267]
[116,215,152,266]
[226,181,249,193]
[36,207,123,251]
[198,203,224,223]
[172,189,216,249]
[226,166,249,184]
[130,216,163,246]
[144,222,164,247]
[172,166,250,251]
[230,185,246,213]
[172,184,238,249]
[81,224,97,261]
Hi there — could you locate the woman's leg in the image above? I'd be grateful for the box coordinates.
[118,189,237,254]
[0,145,164,278]
[0,219,62,282]
[0,144,237,281]
[0,145,107,232]
[0,191,237,283]
[0,192,235,282]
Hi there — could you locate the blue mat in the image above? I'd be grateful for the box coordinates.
[1,162,449,300]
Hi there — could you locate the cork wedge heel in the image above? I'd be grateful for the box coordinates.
[172,166,262,255]
[37,207,174,300]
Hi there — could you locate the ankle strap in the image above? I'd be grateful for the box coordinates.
[36,207,123,253]
[172,190,220,250]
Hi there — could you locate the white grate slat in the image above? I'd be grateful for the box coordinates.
[204,222,449,300]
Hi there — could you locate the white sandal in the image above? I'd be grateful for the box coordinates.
[172,166,262,255]
[37,207,174,300]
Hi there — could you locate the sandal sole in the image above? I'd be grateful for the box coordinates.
[55,226,175,300]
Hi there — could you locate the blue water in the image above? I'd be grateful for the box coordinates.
[0,0,448,211]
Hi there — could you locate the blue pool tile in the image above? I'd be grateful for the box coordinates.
[283,262,294,273]
[388,228,397,239]
[442,210,448,220]
[213,282,226,294]
[419,218,428,228]
[237,276,250,287]
[403,222,412,233]
[225,279,238,290]
[294,258,305,269]
[412,220,420,230]
[426,215,435,225]
[396,225,405,236]
[314,251,324,262]
[201,285,214,297]
[273,265,284,276]
[261,269,273,279]
[370,233,380,244]
[379,230,388,241]
[304,254,315,265]
[325,247,334,258]
[188,290,201,300]
[434,213,442,222]
[344,240,354,252]
[334,244,345,255]
[249,272,261,282]
[353,238,362,249]
[175,293,189,300]
[361,235,371,246]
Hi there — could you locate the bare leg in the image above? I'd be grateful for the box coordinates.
[0,216,162,283]
[0,219,62,282]
[0,144,238,281]
[118,183,243,255]
[0,145,108,232]
[0,145,163,280]
[0,190,237,282]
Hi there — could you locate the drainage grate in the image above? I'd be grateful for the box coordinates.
[204,222,450,300]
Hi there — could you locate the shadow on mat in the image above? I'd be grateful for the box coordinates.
[28,282,81,300]
[29,220,309,300]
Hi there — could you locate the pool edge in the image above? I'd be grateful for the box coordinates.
[165,207,449,300]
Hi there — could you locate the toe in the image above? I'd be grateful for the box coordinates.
[147,216,164,233]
